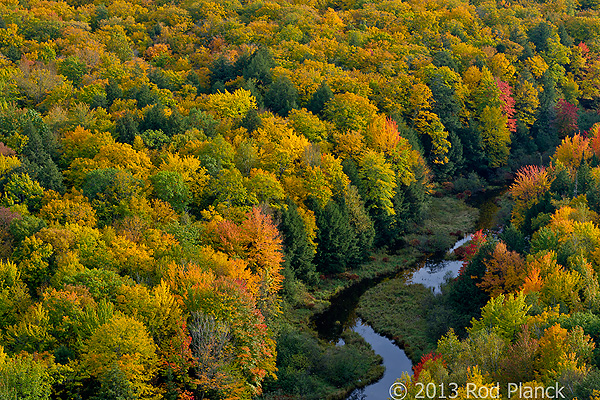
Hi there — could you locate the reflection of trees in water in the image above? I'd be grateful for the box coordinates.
[422,259,448,273]
[347,388,367,400]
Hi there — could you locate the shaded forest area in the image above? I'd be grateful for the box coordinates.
[0,0,600,397]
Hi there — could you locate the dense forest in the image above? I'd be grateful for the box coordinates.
[1,0,600,397]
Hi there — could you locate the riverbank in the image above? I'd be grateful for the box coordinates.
[355,191,507,367]
[403,196,480,254]
[261,196,480,400]
[309,196,479,314]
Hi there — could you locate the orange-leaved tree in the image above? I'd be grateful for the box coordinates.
[510,165,553,230]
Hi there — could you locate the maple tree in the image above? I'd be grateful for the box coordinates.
[478,242,526,297]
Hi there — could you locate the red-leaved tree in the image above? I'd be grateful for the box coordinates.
[497,79,517,133]
[554,99,579,138]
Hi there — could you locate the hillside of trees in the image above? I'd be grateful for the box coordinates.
[403,133,600,397]
[1,0,600,397]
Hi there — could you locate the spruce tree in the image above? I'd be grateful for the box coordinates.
[342,186,375,261]
[265,76,298,117]
[313,199,359,274]
[307,81,333,116]
[21,112,64,193]
[243,47,275,86]
[278,199,317,283]
[115,112,139,144]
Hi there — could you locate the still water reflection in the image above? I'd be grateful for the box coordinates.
[347,320,412,400]
[409,234,472,294]
[345,235,473,399]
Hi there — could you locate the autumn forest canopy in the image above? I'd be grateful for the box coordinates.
[1,0,600,397]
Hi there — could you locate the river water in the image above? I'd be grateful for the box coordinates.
[314,190,503,400]
[408,234,472,294]
[345,234,472,400]
[338,189,505,400]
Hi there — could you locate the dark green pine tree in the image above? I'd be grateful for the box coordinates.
[241,108,262,133]
[242,78,265,109]
[307,81,333,116]
[576,159,592,196]
[341,186,375,261]
[500,224,527,254]
[83,168,143,224]
[21,112,64,193]
[243,47,275,86]
[313,199,359,274]
[528,22,552,53]
[586,179,600,214]
[210,56,235,87]
[165,108,186,137]
[278,198,317,283]
[533,71,559,152]
[115,112,139,144]
[431,130,464,180]
[445,240,495,332]
[456,124,486,175]
[557,24,573,47]
[129,84,157,107]
[140,103,168,133]
[265,76,298,117]
[187,108,218,137]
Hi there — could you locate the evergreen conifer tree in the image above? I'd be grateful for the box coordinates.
[313,199,359,274]
[278,198,317,283]
[265,76,298,117]
[307,81,333,116]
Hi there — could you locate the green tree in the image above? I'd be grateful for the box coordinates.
[91,362,137,400]
[278,198,317,283]
[209,167,249,209]
[115,112,139,145]
[528,22,552,53]
[58,56,88,87]
[358,150,397,217]
[307,81,333,116]
[243,47,275,86]
[0,348,59,400]
[150,171,190,212]
[3,173,44,212]
[141,129,169,149]
[195,135,235,175]
[313,199,359,274]
[343,185,375,260]
[82,168,142,204]
[20,111,64,192]
[265,76,298,117]
[82,168,143,223]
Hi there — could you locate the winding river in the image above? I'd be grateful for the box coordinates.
[313,190,504,400]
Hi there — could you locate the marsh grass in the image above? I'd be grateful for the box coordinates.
[357,280,437,362]
[403,197,478,254]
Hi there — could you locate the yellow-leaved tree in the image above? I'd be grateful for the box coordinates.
[80,314,159,398]
[206,88,257,119]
